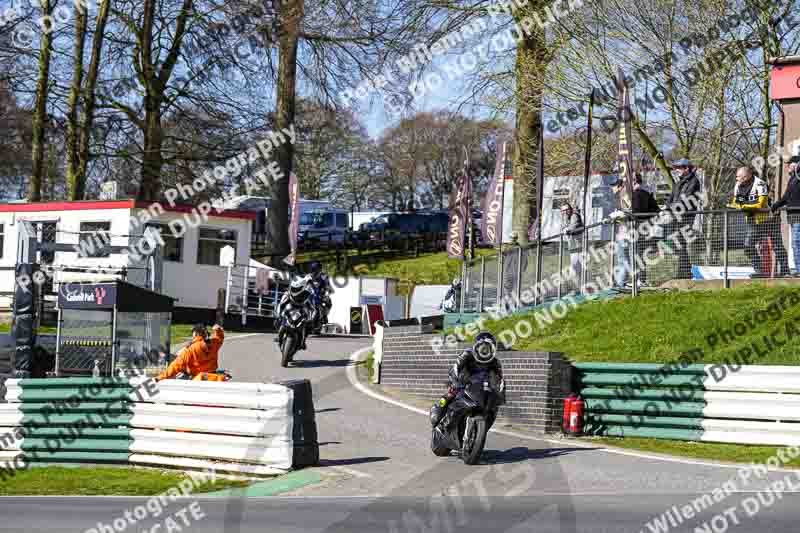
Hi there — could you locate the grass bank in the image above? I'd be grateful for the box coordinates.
[0,323,197,342]
[591,437,800,467]
[472,285,800,365]
[0,466,250,496]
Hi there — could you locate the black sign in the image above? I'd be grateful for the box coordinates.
[58,283,117,309]
[350,306,363,334]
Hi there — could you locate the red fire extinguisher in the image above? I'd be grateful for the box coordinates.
[562,396,574,434]
[568,397,585,435]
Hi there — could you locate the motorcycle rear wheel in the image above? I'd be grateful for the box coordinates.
[461,416,487,465]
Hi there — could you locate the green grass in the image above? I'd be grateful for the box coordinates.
[590,437,800,467]
[333,250,496,295]
[0,466,251,496]
[471,285,800,365]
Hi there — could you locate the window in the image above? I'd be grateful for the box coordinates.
[336,213,348,228]
[145,224,183,262]
[197,228,237,266]
[78,222,111,258]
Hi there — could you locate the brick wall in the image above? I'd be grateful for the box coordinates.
[379,328,570,434]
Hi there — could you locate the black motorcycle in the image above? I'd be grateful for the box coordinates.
[430,367,505,464]
[277,303,308,367]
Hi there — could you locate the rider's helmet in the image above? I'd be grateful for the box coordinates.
[288,276,311,304]
[191,323,209,340]
[310,262,322,276]
[452,278,460,286]
[473,332,497,365]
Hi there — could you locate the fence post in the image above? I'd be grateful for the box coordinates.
[558,233,564,299]
[723,210,729,289]
[535,240,543,306]
[496,247,504,308]
[610,221,617,288]
[631,218,638,297]
[515,246,523,304]
[460,260,467,314]
[478,256,485,312]
[225,264,232,313]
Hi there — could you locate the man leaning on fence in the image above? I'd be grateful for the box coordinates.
[728,166,790,278]
[770,155,800,277]
[560,203,584,293]
[665,159,702,280]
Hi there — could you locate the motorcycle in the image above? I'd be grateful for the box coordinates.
[277,301,309,367]
[430,367,505,465]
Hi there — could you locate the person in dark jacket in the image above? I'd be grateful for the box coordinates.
[770,155,800,276]
[665,159,702,279]
[631,174,660,286]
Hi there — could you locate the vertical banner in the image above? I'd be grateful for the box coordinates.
[616,66,636,209]
[482,138,507,247]
[284,172,300,266]
[447,172,468,259]
[582,89,595,227]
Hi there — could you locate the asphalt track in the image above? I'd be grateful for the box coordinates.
[2,334,799,532]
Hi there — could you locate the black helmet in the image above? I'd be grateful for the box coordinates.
[473,332,497,364]
[191,323,209,339]
[310,261,322,275]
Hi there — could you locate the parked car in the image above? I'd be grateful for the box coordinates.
[298,209,350,244]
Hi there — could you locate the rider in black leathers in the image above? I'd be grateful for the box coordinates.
[431,332,504,433]
[309,262,332,329]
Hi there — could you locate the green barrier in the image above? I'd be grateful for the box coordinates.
[584,398,705,417]
[574,363,706,374]
[20,402,133,414]
[581,387,706,402]
[22,438,132,453]
[581,373,705,388]
[586,413,704,429]
[586,425,704,441]
[18,389,135,403]
[20,427,131,439]
[24,451,131,464]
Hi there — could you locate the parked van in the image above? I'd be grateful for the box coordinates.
[298,208,350,243]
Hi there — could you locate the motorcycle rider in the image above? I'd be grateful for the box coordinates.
[274,275,316,350]
[430,332,504,433]
[157,324,224,381]
[440,278,461,313]
[308,261,332,329]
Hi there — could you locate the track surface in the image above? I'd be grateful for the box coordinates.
[2,334,798,532]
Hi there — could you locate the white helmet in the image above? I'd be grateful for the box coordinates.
[289,276,311,302]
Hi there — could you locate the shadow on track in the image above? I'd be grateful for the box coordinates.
[290,359,354,368]
[480,446,601,465]
[318,457,390,468]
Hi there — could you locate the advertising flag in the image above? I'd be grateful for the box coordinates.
[481,139,507,247]
[284,172,300,266]
[616,66,636,209]
[447,167,470,259]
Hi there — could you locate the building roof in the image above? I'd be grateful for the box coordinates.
[0,199,256,220]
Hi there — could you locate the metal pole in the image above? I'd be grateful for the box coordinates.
[54,308,62,377]
[478,256,485,312]
[581,228,588,294]
[460,260,467,314]
[515,246,523,304]
[723,210,729,289]
[496,248,504,308]
[225,264,232,313]
[241,265,248,327]
[535,240,543,305]
[610,221,617,288]
[632,218,638,297]
[111,306,118,377]
[558,233,564,299]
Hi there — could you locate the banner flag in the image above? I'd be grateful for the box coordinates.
[482,139,507,247]
[284,172,300,266]
[616,66,636,209]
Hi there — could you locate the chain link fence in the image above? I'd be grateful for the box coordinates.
[464,208,800,313]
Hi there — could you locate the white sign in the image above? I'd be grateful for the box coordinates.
[100,181,118,200]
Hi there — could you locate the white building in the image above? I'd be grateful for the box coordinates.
[0,200,254,314]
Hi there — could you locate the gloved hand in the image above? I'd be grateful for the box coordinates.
[609,210,625,220]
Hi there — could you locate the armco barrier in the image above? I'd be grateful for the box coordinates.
[379,327,570,433]
[0,377,318,476]
[577,363,800,446]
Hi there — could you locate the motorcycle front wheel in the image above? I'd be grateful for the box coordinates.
[281,335,296,367]
[431,428,451,457]
[461,415,487,465]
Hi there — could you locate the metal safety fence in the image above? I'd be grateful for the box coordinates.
[224,263,288,325]
[461,207,800,313]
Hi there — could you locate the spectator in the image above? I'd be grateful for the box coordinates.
[665,159,702,279]
[631,173,660,287]
[728,166,790,277]
[771,155,800,276]
[607,177,631,288]
[560,203,584,293]
[502,232,529,299]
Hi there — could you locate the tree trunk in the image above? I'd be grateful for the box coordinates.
[66,4,88,199]
[29,0,55,201]
[138,96,164,202]
[511,7,547,247]
[266,0,303,261]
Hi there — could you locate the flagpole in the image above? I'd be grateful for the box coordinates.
[582,89,595,232]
